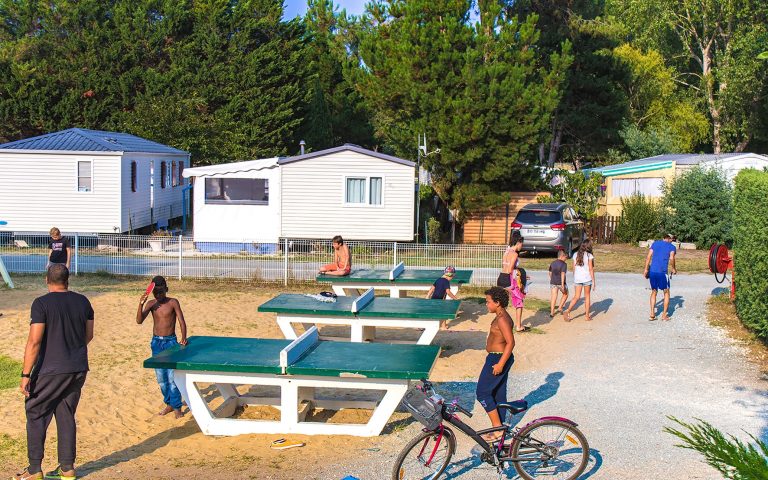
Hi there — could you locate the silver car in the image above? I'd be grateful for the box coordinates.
[510,203,585,256]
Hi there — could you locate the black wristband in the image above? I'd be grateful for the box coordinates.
[20,372,30,378]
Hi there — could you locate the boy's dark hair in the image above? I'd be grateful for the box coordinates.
[557,249,568,258]
[485,286,509,308]
[151,275,168,289]
[47,264,69,285]
[332,235,344,245]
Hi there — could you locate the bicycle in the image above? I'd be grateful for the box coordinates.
[393,379,589,480]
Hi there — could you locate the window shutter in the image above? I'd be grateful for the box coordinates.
[131,161,137,192]
[160,162,167,189]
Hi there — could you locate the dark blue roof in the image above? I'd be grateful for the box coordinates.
[0,128,187,155]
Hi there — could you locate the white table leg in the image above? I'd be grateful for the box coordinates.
[277,317,299,340]
[281,379,299,431]
[390,288,403,298]
[351,324,364,343]
[332,285,346,296]
[417,323,440,345]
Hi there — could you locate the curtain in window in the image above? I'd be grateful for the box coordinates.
[635,178,663,197]
[612,179,635,198]
[369,177,382,205]
[346,178,366,203]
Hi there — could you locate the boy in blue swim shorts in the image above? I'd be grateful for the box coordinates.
[644,234,677,321]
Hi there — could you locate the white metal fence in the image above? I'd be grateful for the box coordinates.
[0,232,505,286]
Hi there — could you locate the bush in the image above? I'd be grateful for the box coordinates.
[661,167,732,248]
[665,417,768,479]
[733,169,768,338]
[615,194,662,243]
[426,217,441,244]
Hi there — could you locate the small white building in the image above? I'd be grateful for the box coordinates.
[183,145,416,245]
[0,128,189,233]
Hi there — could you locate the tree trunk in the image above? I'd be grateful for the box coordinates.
[702,44,722,154]
[547,123,563,168]
[734,136,750,152]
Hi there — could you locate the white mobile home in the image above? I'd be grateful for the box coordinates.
[0,128,189,233]
[183,145,415,244]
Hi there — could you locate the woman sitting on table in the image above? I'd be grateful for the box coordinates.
[319,235,352,276]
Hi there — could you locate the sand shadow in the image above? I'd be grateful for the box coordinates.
[442,436,600,479]
[507,372,564,428]
[711,287,729,296]
[77,421,199,477]
[590,298,613,318]
[667,296,684,316]
[523,309,554,328]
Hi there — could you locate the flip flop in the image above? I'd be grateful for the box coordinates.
[516,325,531,332]
[662,315,671,321]
[649,316,657,321]
[270,438,305,450]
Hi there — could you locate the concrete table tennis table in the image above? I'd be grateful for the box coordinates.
[258,288,461,344]
[143,327,439,437]
[317,262,473,298]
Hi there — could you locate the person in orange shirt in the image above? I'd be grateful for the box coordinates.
[319,235,352,276]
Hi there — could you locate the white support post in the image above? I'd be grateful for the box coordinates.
[74,233,79,275]
[283,238,289,287]
[178,234,183,280]
[393,241,398,266]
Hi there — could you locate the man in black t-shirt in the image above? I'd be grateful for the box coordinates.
[47,227,71,270]
[14,264,94,480]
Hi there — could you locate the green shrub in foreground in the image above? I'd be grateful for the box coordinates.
[665,416,768,479]
[615,194,662,243]
[733,169,768,338]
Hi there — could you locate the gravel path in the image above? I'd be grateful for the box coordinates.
[306,271,767,480]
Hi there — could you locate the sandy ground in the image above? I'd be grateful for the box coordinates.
[1,271,765,480]
[0,276,574,479]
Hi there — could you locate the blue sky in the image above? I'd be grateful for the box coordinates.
[283,0,368,19]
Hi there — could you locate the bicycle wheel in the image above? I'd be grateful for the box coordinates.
[392,428,456,480]
[511,419,589,480]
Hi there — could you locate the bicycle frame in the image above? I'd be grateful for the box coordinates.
[424,408,579,467]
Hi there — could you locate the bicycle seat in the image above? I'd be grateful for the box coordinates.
[497,400,528,415]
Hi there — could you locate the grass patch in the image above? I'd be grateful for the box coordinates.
[0,433,26,463]
[527,327,546,335]
[706,293,768,372]
[0,355,23,390]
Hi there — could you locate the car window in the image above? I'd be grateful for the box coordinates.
[515,210,561,224]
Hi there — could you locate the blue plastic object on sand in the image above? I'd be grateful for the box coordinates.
[341,477,360,480]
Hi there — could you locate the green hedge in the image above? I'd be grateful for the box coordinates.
[733,169,768,338]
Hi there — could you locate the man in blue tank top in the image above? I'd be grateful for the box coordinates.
[643,234,677,321]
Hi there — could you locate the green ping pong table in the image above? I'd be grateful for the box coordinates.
[143,327,439,437]
[317,262,473,298]
[258,288,461,344]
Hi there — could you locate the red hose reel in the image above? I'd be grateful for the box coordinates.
[708,243,735,300]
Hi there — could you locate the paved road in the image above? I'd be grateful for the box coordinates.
[316,271,767,479]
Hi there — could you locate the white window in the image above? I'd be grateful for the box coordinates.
[205,178,269,205]
[345,177,383,205]
[77,161,92,192]
[612,177,663,198]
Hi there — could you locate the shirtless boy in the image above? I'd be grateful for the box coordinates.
[136,276,187,418]
[318,235,352,276]
[476,286,516,442]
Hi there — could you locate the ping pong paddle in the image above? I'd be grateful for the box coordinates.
[145,281,155,296]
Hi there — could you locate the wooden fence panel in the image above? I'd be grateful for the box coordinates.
[586,216,619,244]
